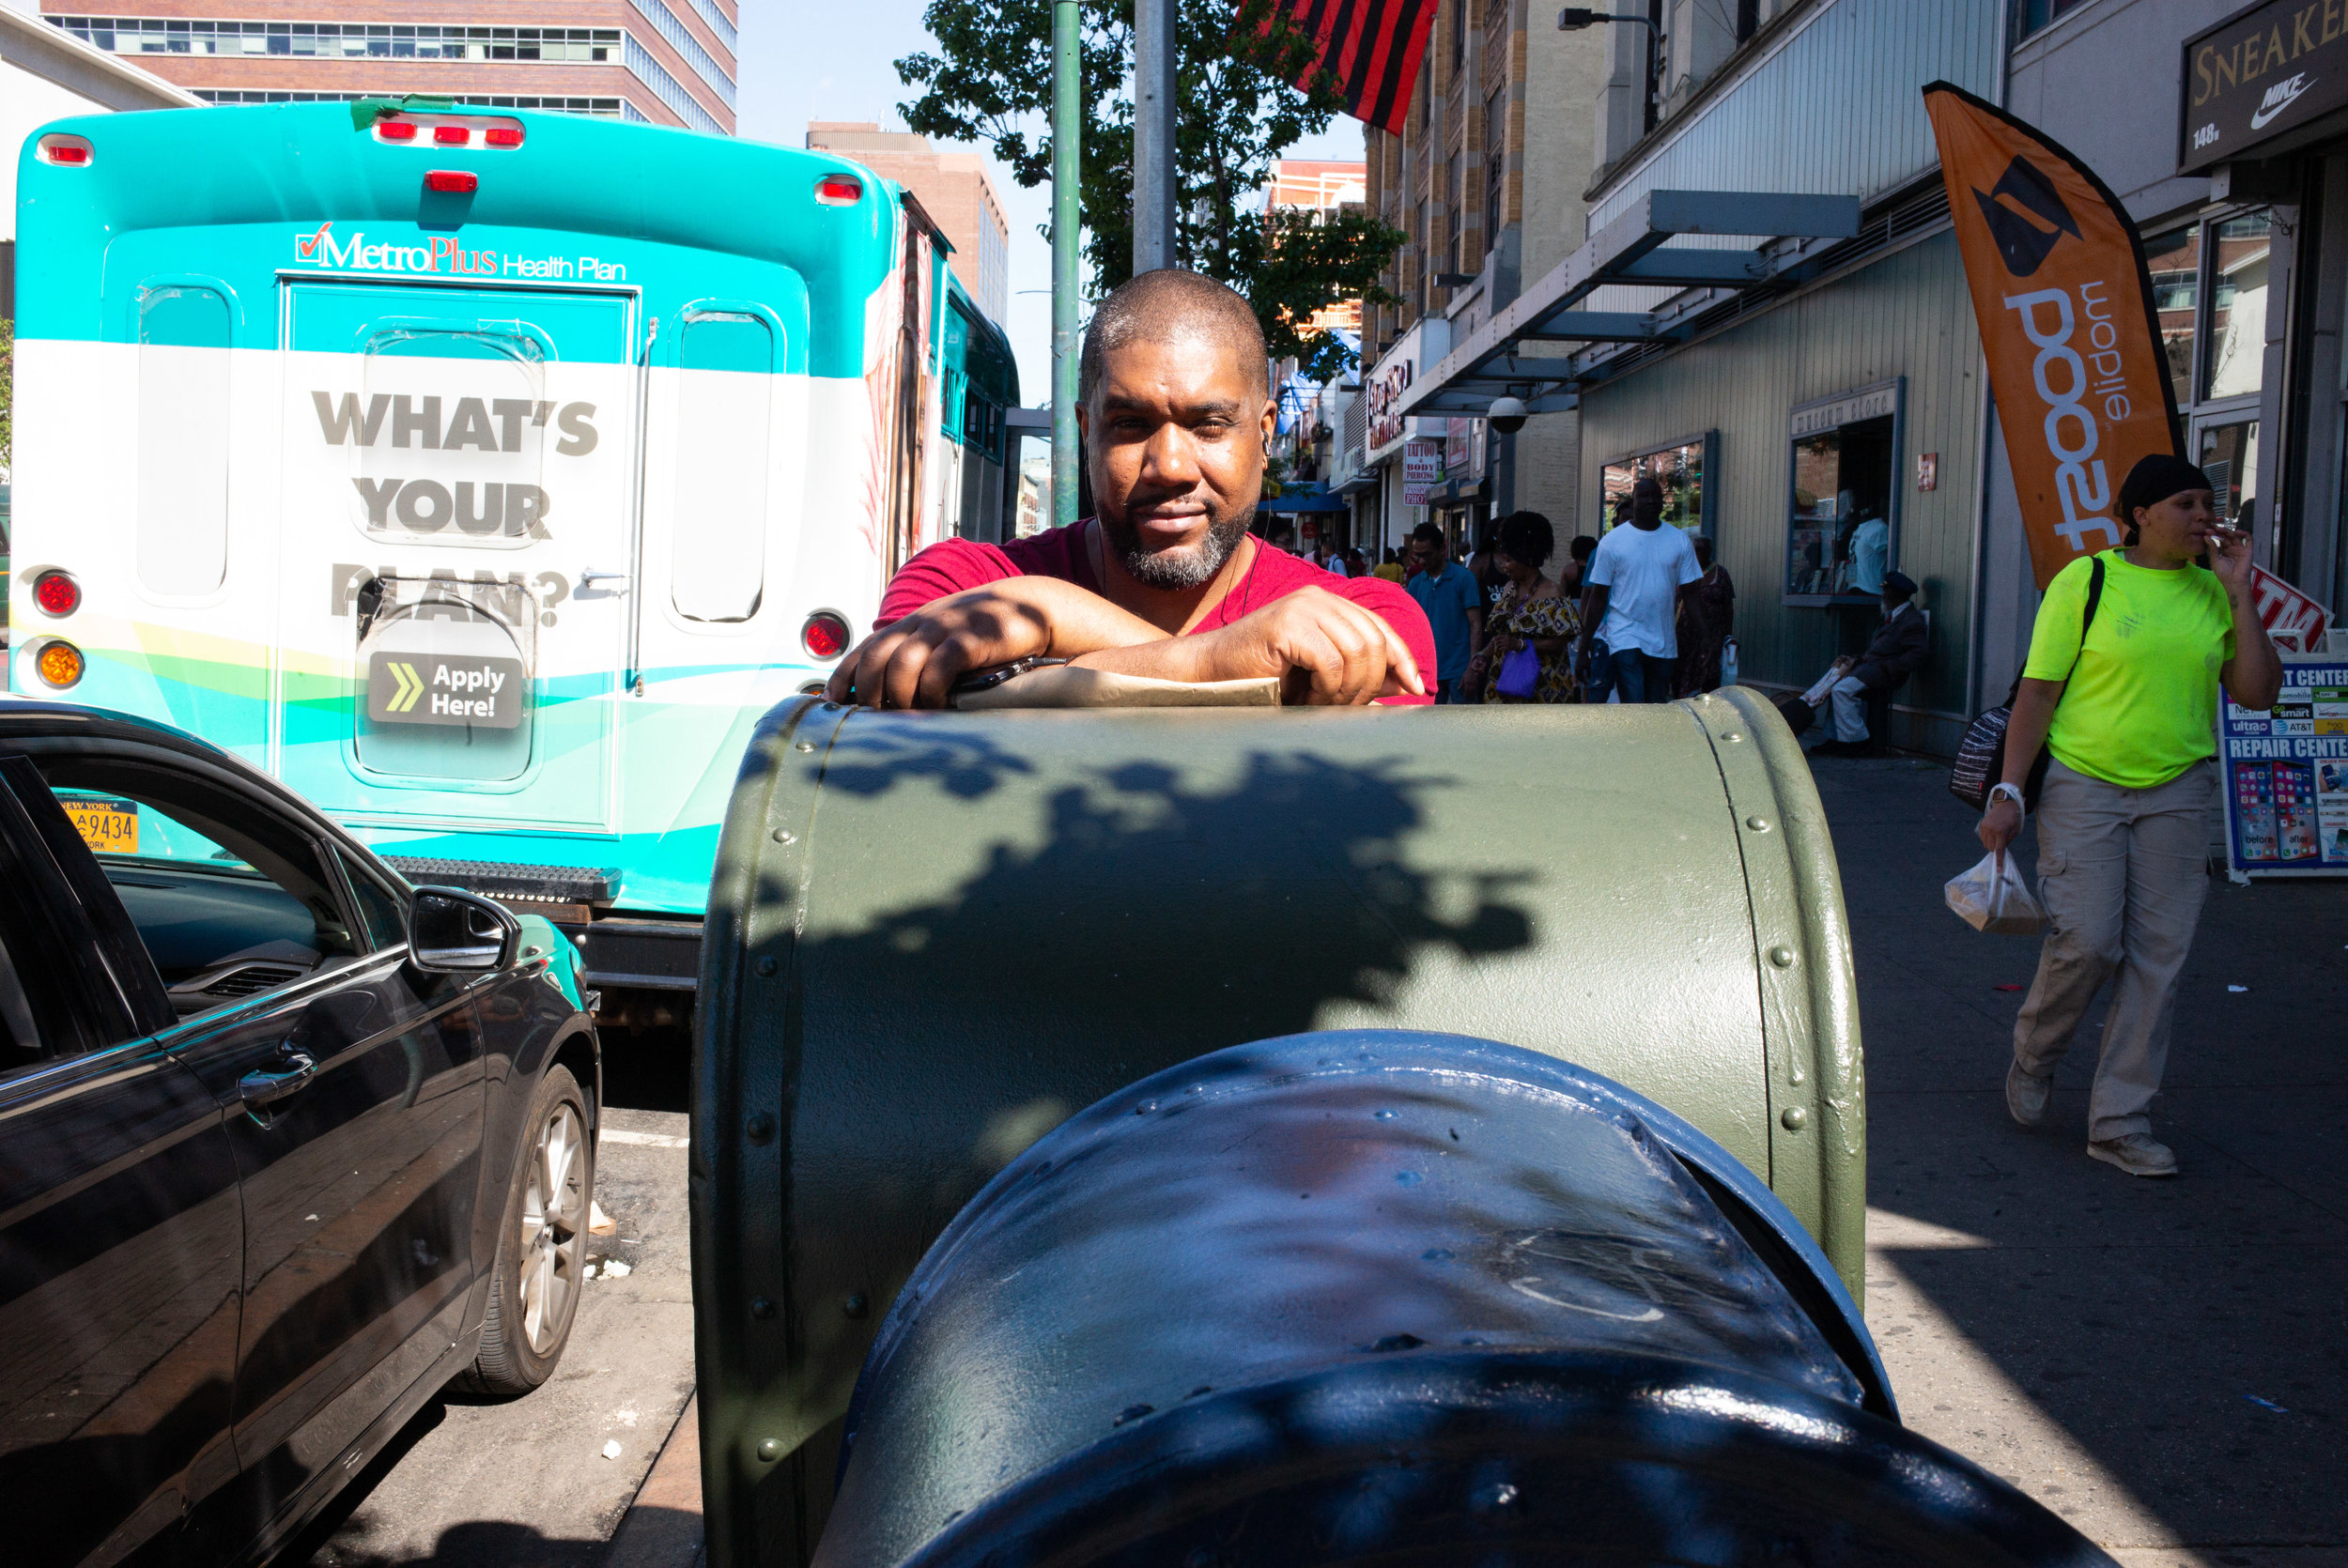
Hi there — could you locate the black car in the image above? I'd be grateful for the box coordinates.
[0,699,601,1567]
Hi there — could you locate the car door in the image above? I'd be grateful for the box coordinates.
[21,746,490,1553]
[0,753,242,1568]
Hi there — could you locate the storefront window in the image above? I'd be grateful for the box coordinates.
[1599,436,1709,534]
[2204,211,2271,401]
[2199,419,2259,525]
[2144,224,2200,413]
[1785,381,1900,607]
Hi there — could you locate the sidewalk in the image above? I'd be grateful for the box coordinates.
[1814,751,2347,1562]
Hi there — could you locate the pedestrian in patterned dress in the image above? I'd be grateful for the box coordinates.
[1463,512,1579,703]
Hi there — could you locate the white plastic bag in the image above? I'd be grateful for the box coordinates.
[1945,851,2047,935]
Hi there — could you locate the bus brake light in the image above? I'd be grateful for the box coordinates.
[802,612,851,660]
[815,176,862,206]
[378,119,418,141]
[425,170,479,194]
[33,572,81,617]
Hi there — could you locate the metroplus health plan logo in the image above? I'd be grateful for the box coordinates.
[290,221,626,282]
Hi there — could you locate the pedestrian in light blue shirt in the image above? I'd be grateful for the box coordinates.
[1405,522,1485,702]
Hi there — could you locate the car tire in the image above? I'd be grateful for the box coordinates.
[460,1063,594,1398]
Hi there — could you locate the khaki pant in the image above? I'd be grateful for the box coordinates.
[2013,758,2217,1141]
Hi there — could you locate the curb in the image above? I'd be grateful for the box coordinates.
[604,1392,703,1568]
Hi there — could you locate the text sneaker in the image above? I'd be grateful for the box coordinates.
[2088,1134,2179,1177]
[2005,1062,2050,1128]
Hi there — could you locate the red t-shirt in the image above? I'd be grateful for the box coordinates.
[877,525,1436,704]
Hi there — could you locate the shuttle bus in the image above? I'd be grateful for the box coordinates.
[9,100,1017,1011]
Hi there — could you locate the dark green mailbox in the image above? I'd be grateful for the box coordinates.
[692,688,1863,1567]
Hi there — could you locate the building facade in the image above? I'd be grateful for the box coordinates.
[36,0,735,132]
[1350,0,1611,567]
[806,122,1009,325]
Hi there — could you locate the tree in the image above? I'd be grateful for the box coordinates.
[896,0,1402,383]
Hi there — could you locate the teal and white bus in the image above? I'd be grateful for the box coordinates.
[9,100,1018,1011]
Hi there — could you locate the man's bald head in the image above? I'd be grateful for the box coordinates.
[1079,269,1268,406]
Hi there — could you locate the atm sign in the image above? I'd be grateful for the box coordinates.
[367,653,526,729]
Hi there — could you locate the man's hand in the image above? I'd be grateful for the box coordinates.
[1082,586,1425,704]
[827,576,1165,710]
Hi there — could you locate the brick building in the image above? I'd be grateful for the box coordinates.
[37,0,735,132]
[805,122,1009,326]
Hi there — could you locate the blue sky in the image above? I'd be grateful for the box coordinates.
[740,0,1362,405]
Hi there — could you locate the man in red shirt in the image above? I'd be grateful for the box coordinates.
[826,269,1433,708]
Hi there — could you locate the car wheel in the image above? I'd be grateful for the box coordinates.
[460,1064,593,1397]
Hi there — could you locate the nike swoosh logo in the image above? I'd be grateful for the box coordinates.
[2251,78,2311,130]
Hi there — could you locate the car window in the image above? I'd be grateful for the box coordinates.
[0,925,44,1063]
[39,769,363,1019]
[340,851,409,952]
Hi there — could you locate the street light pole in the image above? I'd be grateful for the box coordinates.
[1051,0,1081,530]
[1133,0,1177,274]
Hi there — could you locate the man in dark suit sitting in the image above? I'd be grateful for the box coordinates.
[1812,571,1928,758]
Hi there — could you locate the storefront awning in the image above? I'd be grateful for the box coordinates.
[1399,190,1864,419]
[1257,489,1350,513]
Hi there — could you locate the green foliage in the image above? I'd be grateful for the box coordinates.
[896,0,1402,383]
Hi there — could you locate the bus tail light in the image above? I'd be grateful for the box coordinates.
[35,640,85,688]
[484,125,524,148]
[377,118,418,142]
[425,170,478,194]
[33,571,80,617]
[433,124,471,146]
[37,134,94,167]
[814,175,862,207]
[802,612,851,660]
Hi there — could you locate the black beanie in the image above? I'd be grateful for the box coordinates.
[2116,453,2210,533]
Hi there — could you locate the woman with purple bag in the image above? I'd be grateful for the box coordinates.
[1463,511,1579,703]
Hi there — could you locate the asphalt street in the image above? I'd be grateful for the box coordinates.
[292,754,2343,1568]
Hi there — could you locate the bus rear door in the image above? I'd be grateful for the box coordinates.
[278,281,639,841]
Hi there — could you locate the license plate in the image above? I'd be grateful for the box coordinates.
[366,652,528,730]
[61,796,139,855]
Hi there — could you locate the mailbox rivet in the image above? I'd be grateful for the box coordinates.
[771,827,796,844]
[1745,815,1771,832]
[754,955,779,977]
[1722,731,1744,743]
[746,1113,775,1144]
[1781,1106,1810,1130]
[750,1296,777,1320]
[1769,945,1797,968]
[796,740,815,753]
[823,701,842,712]
[755,1438,782,1463]
[842,1292,871,1319]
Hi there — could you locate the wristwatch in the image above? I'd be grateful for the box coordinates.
[1987,782,2026,812]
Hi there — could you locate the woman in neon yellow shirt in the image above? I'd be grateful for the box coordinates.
[1980,453,2281,1178]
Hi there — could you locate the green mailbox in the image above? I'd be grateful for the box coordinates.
[691,687,1863,1567]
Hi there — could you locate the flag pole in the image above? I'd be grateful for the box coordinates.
[1134,0,1176,274]
[1051,0,1081,530]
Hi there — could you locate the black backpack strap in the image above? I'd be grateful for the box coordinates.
[2064,554,2107,684]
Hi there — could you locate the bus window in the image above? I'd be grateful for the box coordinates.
[137,284,231,595]
[671,312,773,623]
[355,327,549,549]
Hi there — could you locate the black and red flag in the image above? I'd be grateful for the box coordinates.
[1249,0,1440,134]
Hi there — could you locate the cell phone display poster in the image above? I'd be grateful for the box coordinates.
[2220,653,2348,876]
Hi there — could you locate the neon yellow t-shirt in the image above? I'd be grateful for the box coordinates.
[2023,550,2235,790]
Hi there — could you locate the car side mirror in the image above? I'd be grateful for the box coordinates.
[409,886,520,973]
